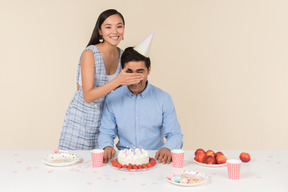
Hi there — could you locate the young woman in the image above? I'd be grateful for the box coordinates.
[59,9,144,150]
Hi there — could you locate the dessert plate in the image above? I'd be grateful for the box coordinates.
[108,157,157,172]
[193,159,226,167]
[165,171,208,187]
[42,152,81,167]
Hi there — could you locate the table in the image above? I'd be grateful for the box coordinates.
[0,150,287,192]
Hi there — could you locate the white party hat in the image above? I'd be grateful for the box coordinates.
[134,32,154,57]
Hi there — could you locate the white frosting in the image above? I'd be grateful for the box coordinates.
[118,148,149,165]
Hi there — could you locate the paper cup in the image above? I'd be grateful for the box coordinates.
[171,149,184,168]
[227,159,241,180]
[91,149,104,168]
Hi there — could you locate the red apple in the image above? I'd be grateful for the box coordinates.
[215,151,224,157]
[240,152,251,162]
[216,154,226,164]
[205,155,216,164]
[205,150,215,157]
[194,148,205,156]
[195,153,206,163]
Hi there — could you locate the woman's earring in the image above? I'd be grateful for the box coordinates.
[99,35,103,43]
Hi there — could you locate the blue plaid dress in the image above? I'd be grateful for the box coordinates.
[59,45,123,150]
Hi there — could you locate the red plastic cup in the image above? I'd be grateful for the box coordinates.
[91,149,104,168]
[227,159,241,180]
[171,149,184,168]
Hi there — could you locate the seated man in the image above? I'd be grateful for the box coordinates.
[98,33,183,164]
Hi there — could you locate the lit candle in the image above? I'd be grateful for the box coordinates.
[132,144,135,154]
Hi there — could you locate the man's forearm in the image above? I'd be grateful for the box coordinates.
[163,133,183,150]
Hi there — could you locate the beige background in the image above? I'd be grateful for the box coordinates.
[1,0,287,150]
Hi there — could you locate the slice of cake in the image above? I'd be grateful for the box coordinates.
[118,148,149,166]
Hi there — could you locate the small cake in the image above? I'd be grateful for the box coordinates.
[118,148,149,166]
[166,170,206,184]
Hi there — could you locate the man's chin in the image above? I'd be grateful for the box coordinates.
[128,86,141,95]
[128,81,146,95]
[128,87,139,93]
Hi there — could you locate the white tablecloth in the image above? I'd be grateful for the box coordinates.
[0,150,287,192]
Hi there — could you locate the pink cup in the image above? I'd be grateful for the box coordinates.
[171,149,184,168]
[227,159,241,180]
[91,149,104,168]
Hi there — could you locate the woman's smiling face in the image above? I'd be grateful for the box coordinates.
[99,14,124,46]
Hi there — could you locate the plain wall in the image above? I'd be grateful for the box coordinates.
[0,0,287,150]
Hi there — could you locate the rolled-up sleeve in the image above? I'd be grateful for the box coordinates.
[98,97,117,149]
[162,94,183,150]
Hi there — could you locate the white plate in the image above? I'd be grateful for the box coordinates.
[108,157,157,172]
[193,159,226,167]
[42,152,81,167]
[165,171,208,187]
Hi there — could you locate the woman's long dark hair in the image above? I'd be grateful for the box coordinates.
[87,9,125,47]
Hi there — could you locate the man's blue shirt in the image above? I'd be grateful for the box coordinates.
[98,82,183,150]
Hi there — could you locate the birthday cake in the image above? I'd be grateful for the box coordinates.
[118,148,149,166]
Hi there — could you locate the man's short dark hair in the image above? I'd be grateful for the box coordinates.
[121,47,151,69]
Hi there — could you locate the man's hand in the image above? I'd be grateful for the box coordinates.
[155,147,172,164]
[103,146,116,163]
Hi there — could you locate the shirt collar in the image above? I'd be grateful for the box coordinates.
[125,81,151,98]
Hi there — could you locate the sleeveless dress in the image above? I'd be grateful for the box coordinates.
[58,45,123,150]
